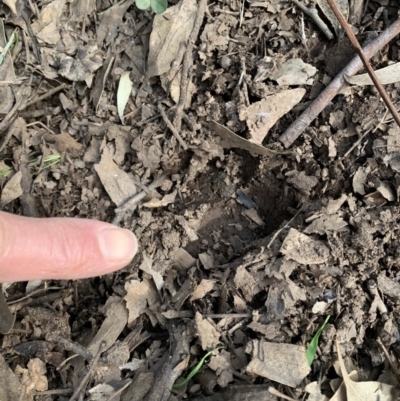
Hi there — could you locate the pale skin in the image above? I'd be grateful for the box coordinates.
[0,211,138,282]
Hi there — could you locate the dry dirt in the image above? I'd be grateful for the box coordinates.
[1,0,400,400]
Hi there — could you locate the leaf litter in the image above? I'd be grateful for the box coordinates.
[2,0,400,400]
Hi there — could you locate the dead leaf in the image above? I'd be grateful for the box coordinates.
[246,340,310,387]
[3,0,17,15]
[87,298,128,356]
[143,190,177,208]
[195,312,221,350]
[94,147,137,207]
[147,0,198,77]
[117,71,133,125]
[345,62,400,86]
[285,170,318,196]
[317,0,349,37]
[269,58,317,86]
[377,274,400,299]
[190,279,216,301]
[305,382,329,401]
[97,0,135,47]
[335,339,396,400]
[0,171,23,208]
[239,89,306,144]
[58,49,103,87]
[353,166,370,195]
[31,0,65,44]
[44,130,83,156]
[234,265,260,302]
[209,121,292,157]
[139,254,164,291]
[280,228,330,265]
[304,214,348,235]
[0,355,29,401]
[124,279,159,327]
[209,350,233,388]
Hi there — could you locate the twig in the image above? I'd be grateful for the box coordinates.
[55,336,93,363]
[278,17,400,148]
[325,0,400,128]
[376,337,400,379]
[69,341,106,401]
[204,313,252,318]
[114,175,167,214]
[173,0,207,133]
[25,84,66,108]
[158,104,188,150]
[290,0,334,40]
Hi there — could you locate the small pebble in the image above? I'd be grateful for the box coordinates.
[219,55,232,69]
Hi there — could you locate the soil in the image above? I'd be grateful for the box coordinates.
[1,0,400,400]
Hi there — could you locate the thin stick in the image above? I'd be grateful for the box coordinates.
[114,175,166,214]
[290,0,333,40]
[158,104,188,150]
[69,341,106,401]
[25,84,66,108]
[278,17,400,148]
[325,0,400,128]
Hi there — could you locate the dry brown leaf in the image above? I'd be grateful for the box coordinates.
[209,121,290,157]
[317,0,349,37]
[345,63,400,86]
[377,274,400,299]
[124,279,159,327]
[239,89,306,144]
[3,0,17,15]
[139,254,164,291]
[305,382,329,401]
[97,0,134,47]
[87,298,128,356]
[0,355,28,401]
[32,0,65,44]
[147,0,198,77]
[190,279,216,301]
[280,228,330,265]
[353,166,370,195]
[195,312,221,350]
[0,171,23,208]
[45,131,83,156]
[269,58,317,86]
[143,190,177,208]
[246,340,310,388]
[173,354,190,372]
[94,146,137,207]
[335,340,396,400]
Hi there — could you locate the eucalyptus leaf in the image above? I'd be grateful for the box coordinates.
[136,0,151,10]
[117,71,133,125]
[151,0,167,14]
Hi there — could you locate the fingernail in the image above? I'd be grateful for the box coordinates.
[98,228,138,264]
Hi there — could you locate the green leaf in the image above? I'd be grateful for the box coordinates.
[173,346,224,389]
[136,0,151,10]
[306,315,330,366]
[151,0,167,14]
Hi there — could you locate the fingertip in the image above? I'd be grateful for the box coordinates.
[97,227,138,267]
